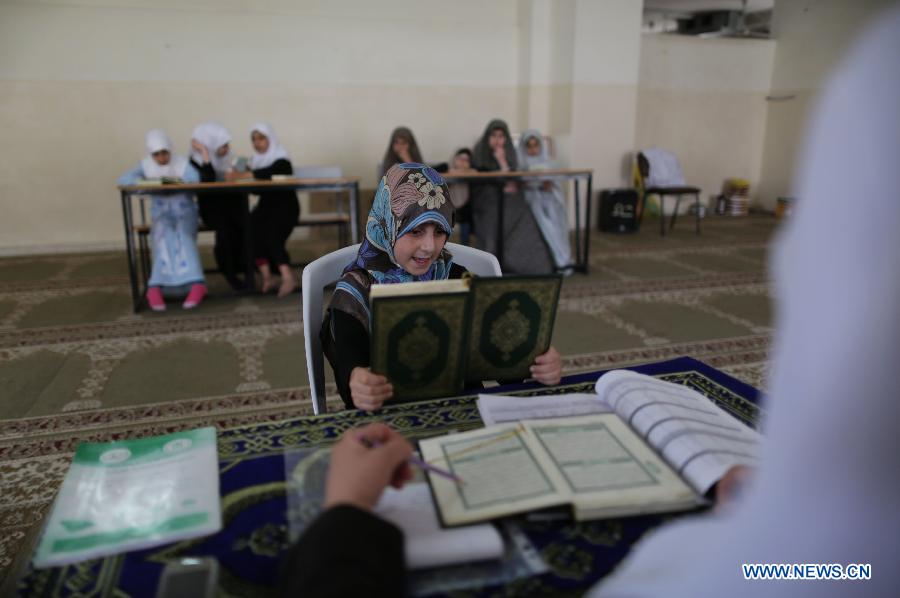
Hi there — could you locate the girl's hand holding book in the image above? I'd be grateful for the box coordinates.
[530,345,562,386]
[350,367,394,412]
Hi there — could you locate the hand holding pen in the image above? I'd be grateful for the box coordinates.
[357,435,463,484]
[323,423,415,511]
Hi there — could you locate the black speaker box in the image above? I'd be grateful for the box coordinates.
[598,189,638,233]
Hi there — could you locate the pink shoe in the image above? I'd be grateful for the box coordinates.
[182,283,207,309]
[146,287,166,312]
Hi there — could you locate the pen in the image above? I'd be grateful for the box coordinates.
[357,435,464,484]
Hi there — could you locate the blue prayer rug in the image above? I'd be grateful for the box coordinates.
[16,357,761,597]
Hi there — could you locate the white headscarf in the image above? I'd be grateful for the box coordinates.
[592,7,900,597]
[517,129,553,170]
[140,129,188,179]
[249,122,290,170]
[190,122,233,177]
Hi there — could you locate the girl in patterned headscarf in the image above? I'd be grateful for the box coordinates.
[322,163,561,411]
[470,118,555,275]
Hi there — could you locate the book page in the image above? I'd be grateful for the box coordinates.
[374,483,504,569]
[370,278,469,298]
[595,370,762,494]
[526,415,702,520]
[418,425,567,526]
[476,393,611,426]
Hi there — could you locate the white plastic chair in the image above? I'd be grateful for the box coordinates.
[301,242,502,415]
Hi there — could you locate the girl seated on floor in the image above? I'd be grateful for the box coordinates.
[320,163,562,411]
[227,123,298,297]
[117,129,206,311]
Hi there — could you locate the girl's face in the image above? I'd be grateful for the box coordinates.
[392,137,410,157]
[251,131,269,154]
[151,150,171,166]
[393,222,448,276]
[488,128,506,151]
[452,153,471,170]
[216,143,230,157]
[525,137,541,156]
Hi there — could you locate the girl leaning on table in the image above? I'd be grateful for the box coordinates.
[320,162,562,412]
[189,122,247,291]
[117,129,207,311]
[226,122,299,297]
[469,118,555,274]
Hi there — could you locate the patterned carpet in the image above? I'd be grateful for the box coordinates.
[0,214,780,588]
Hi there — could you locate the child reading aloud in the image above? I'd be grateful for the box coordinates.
[321,163,562,411]
[117,129,206,311]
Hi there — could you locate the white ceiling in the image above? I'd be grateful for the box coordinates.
[643,0,774,13]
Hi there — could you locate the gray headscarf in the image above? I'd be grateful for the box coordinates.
[472,119,518,171]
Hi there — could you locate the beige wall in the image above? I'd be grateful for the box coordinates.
[6,0,887,252]
[1,0,647,253]
[757,0,897,209]
[636,34,776,209]
[0,0,523,252]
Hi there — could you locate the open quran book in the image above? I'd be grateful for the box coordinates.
[132,176,184,186]
[369,274,562,402]
[420,370,762,526]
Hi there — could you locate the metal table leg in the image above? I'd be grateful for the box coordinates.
[573,178,582,271]
[582,175,592,274]
[243,194,254,290]
[121,190,141,312]
[349,182,360,244]
[496,182,505,272]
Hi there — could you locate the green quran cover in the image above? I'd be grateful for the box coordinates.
[369,275,562,402]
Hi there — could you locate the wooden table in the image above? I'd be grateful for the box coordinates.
[118,178,360,312]
[440,169,594,274]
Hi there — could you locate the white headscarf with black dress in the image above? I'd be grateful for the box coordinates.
[249,122,290,170]
[190,122,233,177]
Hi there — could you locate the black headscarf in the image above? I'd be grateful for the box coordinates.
[472,118,518,172]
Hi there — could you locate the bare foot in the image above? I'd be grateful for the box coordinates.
[261,276,277,294]
[277,275,297,298]
[276,264,298,298]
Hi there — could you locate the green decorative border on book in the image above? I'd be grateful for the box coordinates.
[531,421,660,493]
[466,276,562,381]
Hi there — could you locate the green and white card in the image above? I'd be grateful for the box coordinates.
[34,427,222,568]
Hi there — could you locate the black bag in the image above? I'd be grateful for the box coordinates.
[598,189,638,233]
